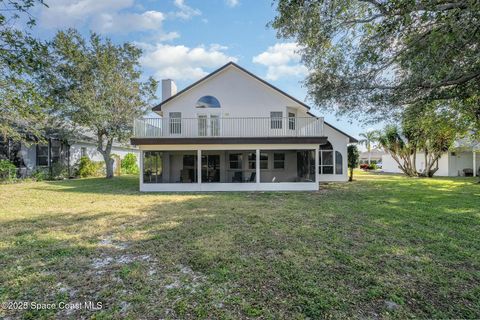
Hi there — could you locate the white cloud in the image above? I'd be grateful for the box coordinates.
[226,0,240,7]
[155,31,181,42]
[38,0,188,39]
[252,42,308,80]
[92,10,165,33]
[139,43,237,81]
[171,0,201,20]
[39,0,134,29]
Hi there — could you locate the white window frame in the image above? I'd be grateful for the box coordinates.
[273,152,285,170]
[197,112,221,137]
[270,112,283,129]
[169,112,182,135]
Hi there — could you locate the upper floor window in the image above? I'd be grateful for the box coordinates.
[196,96,221,108]
[271,112,283,129]
[288,112,296,130]
[169,112,181,134]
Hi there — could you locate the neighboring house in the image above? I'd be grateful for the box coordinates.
[0,131,140,177]
[131,62,357,192]
[381,139,480,177]
[359,149,386,165]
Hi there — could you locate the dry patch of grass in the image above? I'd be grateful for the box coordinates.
[0,173,479,319]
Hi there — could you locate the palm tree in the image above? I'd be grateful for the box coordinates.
[359,130,379,164]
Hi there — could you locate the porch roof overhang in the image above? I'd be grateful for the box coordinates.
[131,136,328,145]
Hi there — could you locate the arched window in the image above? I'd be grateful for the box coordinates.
[196,96,221,108]
[319,141,334,174]
[335,151,343,174]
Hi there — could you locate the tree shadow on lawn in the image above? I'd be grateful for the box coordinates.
[34,175,142,195]
[1,188,479,319]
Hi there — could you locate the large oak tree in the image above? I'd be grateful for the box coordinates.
[271,0,480,128]
[0,0,49,143]
[47,29,157,178]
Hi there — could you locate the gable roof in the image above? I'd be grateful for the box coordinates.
[153,61,357,143]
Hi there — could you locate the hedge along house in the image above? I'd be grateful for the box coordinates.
[0,130,140,178]
[131,62,357,192]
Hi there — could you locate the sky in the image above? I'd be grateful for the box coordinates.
[30,0,380,142]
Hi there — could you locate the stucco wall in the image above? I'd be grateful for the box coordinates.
[160,66,311,119]
[382,152,450,176]
[69,143,140,166]
[318,124,349,182]
[448,151,478,176]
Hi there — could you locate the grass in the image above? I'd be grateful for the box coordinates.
[0,171,479,319]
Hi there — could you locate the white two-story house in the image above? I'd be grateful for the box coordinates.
[131,62,357,192]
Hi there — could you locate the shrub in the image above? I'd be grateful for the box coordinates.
[348,145,359,182]
[50,162,69,180]
[32,168,49,181]
[77,156,99,178]
[0,159,17,181]
[93,161,105,176]
[121,153,139,174]
[360,163,377,170]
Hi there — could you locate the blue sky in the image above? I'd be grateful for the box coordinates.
[32,0,379,141]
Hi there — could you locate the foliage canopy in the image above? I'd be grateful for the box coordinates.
[46,29,157,178]
[271,0,480,124]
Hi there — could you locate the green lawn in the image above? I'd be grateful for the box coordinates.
[0,172,479,319]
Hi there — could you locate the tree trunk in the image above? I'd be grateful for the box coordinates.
[412,149,417,173]
[103,153,114,179]
[97,135,114,179]
[349,167,353,181]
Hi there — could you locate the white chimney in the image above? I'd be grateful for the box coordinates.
[162,79,177,101]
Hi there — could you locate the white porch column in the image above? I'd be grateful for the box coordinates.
[197,149,202,184]
[474,151,477,177]
[139,150,144,185]
[256,149,260,184]
[315,146,320,184]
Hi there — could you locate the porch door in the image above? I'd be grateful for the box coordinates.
[197,113,220,137]
[288,112,296,131]
[201,154,220,182]
[210,115,220,136]
[198,115,208,136]
[182,155,197,183]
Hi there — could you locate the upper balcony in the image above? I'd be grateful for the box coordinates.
[133,117,324,139]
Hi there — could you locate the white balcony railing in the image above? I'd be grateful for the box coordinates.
[133,117,324,138]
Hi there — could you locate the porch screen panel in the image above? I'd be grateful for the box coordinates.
[260,150,315,183]
[143,151,163,183]
[143,151,198,183]
[226,150,256,183]
[335,151,343,174]
[36,145,49,166]
[319,141,334,174]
